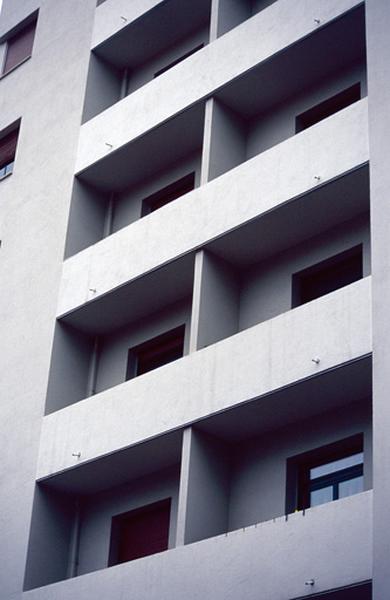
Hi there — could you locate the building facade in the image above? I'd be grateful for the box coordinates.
[0,0,388,598]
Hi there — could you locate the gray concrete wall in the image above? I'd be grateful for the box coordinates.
[228,400,372,530]
[247,60,366,160]
[77,466,180,576]
[191,250,239,351]
[45,322,94,414]
[23,487,75,591]
[239,213,370,331]
[0,1,96,598]
[22,492,372,600]
[60,100,368,318]
[82,53,122,124]
[126,27,209,96]
[366,1,390,598]
[176,428,230,545]
[95,298,192,394]
[112,152,201,234]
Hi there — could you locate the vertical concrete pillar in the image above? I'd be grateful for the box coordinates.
[366,1,390,597]
[189,249,239,353]
[176,427,230,546]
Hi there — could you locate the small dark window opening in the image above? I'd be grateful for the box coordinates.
[286,434,364,514]
[296,83,361,133]
[292,245,363,308]
[2,19,37,76]
[108,498,171,566]
[126,325,185,380]
[0,126,20,179]
[154,44,204,79]
[141,173,195,217]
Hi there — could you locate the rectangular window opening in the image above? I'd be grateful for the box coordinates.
[291,244,363,308]
[154,44,204,79]
[0,124,20,180]
[141,173,195,217]
[126,325,185,380]
[2,17,37,76]
[286,434,364,513]
[295,83,361,133]
[108,498,171,566]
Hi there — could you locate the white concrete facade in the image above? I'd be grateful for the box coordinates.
[0,0,384,598]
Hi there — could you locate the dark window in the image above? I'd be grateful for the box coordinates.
[108,499,171,566]
[0,126,20,179]
[141,173,195,217]
[292,245,363,308]
[296,83,361,133]
[154,44,204,78]
[126,325,185,380]
[2,20,37,76]
[286,434,364,513]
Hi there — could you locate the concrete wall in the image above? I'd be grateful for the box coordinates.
[22,492,372,600]
[366,1,390,598]
[0,1,96,598]
[228,400,372,530]
[95,298,192,394]
[239,213,370,331]
[76,0,362,173]
[111,152,201,235]
[246,60,366,160]
[176,429,230,545]
[77,466,180,576]
[37,278,371,480]
[59,100,368,317]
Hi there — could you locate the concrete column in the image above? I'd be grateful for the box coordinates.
[176,427,230,546]
[366,1,390,598]
[189,249,239,353]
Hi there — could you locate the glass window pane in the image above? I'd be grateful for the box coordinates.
[310,452,363,479]
[310,486,333,507]
[339,475,364,499]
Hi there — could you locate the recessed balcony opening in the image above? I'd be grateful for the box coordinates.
[83,0,211,122]
[292,581,372,600]
[215,0,278,37]
[45,254,194,414]
[23,431,182,590]
[292,244,363,308]
[181,358,372,545]
[208,5,366,181]
[65,102,205,258]
[194,167,370,350]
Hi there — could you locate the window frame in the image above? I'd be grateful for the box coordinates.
[126,325,186,380]
[286,434,364,513]
[0,14,37,78]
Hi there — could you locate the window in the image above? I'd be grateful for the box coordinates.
[141,173,195,217]
[108,499,171,566]
[126,325,185,380]
[286,434,364,513]
[0,125,20,180]
[154,45,204,78]
[292,245,363,308]
[296,83,361,133]
[2,19,37,76]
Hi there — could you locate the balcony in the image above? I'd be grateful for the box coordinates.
[39,277,371,479]
[76,0,364,174]
[59,100,369,317]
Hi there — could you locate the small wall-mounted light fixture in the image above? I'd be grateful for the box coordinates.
[305,579,315,586]
[120,16,128,23]
[89,288,96,293]
[314,175,321,182]
[311,357,320,365]
[105,142,113,149]
[314,18,321,24]
[72,452,81,459]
